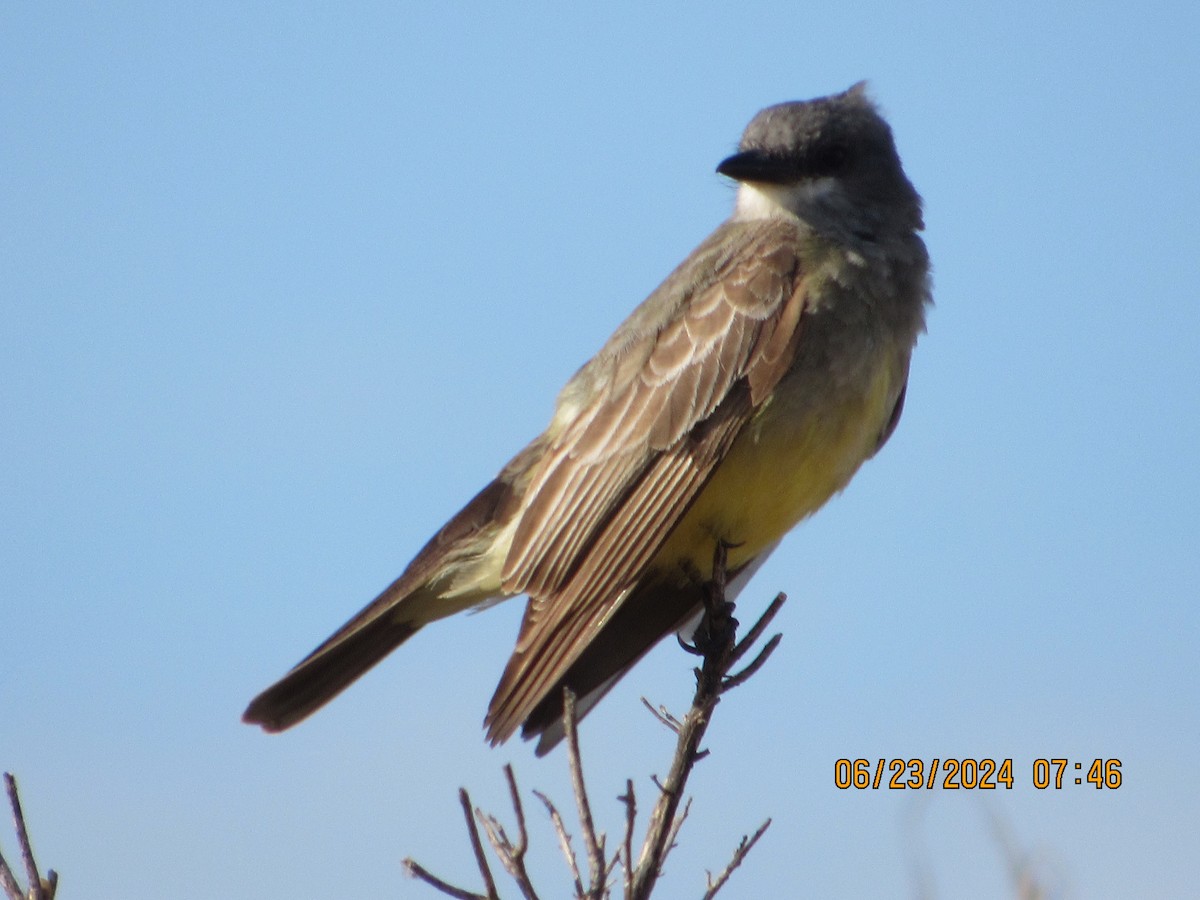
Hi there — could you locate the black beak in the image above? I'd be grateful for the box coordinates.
[716,150,796,185]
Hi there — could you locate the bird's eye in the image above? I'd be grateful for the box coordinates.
[810,143,850,175]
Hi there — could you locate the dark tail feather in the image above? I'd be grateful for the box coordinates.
[243,615,420,732]
[519,580,705,755]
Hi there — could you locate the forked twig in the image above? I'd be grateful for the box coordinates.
[729,593,787,668]
[401,788,499,900]
[405,542,785,899]
[723,632,783,691]
[477,765,539,900]
[702,818,772,899]
[627,542,783,899]
[639,698,682,734]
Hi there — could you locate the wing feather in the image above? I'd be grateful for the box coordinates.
[502,223,799,591]
[491,396,749,734]
[483,219,813,742]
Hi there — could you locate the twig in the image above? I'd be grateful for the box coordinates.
[533,790,585,897]
[629,545,722,896]
[728,593,786,668]
[661,796,691,870]
[485,775,534,898]
[0,837,20,899]
[618,780,636,899]
[403,540,785,899]
[0,831,20,900]
[639,698,682,734]
[702,818,771,899]
[477,765,540,900]
[563,690,607,898]
[399,788,500,900]
[626,543,784,899]
[503,765,529,858]
[402,859,489,900]
[2,773,56,900]
[460,789,501,900]
[722,632,782,691]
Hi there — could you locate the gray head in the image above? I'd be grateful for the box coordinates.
[718,83,923,236]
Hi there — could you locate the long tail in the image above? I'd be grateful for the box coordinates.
[243,476,516,732]
[242,610,421,733]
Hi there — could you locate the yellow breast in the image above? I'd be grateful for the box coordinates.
[653,351,901,579]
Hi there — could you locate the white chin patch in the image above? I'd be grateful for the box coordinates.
[733,177,836,221]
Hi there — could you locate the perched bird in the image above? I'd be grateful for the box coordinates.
[244,83,931,754]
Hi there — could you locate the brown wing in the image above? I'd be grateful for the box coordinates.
[485,219,810,742]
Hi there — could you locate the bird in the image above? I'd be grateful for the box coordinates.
[243,83,931,754]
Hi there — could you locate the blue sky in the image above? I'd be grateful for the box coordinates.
[3,3,1197,898]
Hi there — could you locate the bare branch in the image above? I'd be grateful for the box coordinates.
[626,543,785,899]
[533,790,584,898]
[660,796,691,870]
[0,847,20,899]
[728,593,786,668]
[477,766,539,900]
[2,773,56,900]
[402,858,490,900]
[563,690,607,898]
[0,838,20,900]
[503,765,529,859]
[702,818,771,899]
[399,788,501,900]
[639,698,681,734]
[8,776,40,900]
[617,780,636,899]
[630,544,727,897]
[722,633,783,691]
[403,787,501,897]
[403,543,785,900]
[459,789,501,900]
